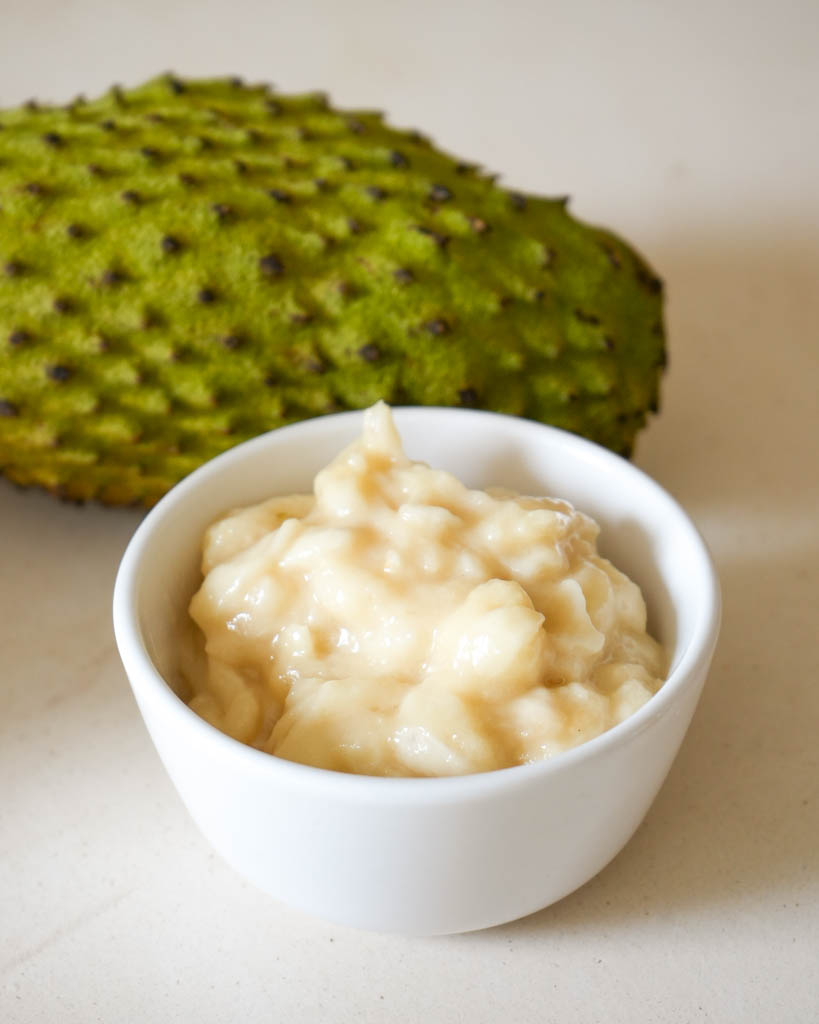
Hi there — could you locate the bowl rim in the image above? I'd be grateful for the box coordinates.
[113,406,721,803]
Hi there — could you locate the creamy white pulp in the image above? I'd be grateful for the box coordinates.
[186,403,666,776]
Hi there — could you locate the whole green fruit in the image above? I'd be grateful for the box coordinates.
[0,75,664,505]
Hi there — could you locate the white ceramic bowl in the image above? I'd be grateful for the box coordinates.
[113,407,720,935]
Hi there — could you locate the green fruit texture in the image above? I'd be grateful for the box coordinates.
[0,74,665,505]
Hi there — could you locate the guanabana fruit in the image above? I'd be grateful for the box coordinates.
[0,74,664,506]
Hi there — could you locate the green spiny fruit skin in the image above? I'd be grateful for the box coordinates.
[0,75,665,506]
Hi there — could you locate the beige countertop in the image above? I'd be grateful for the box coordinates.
[1,1,817,1020]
